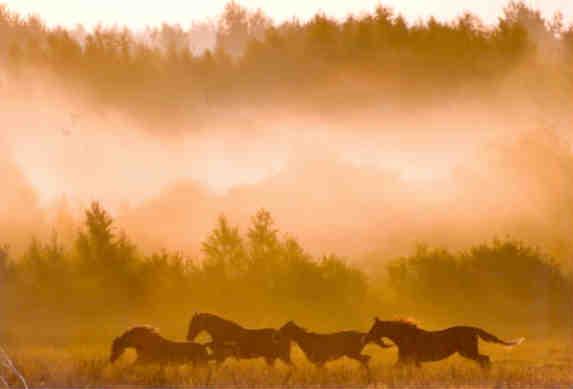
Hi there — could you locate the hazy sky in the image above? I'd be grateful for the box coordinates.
[3,0,572,29]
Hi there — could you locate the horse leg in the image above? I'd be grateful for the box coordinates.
[282,362,294,385]
[313,361,327,386]
[157,363,168,382]
[478,355,492,369]
[278,355,294,385]
[394,353,416,372]
[458,340,492,369]
[393,351,408,369]
[193,361,212,386]
[459,349,491,369]
[204,367,212,386]
[349,353,370,370]
[352,354,372,384]
[279,354,293,367]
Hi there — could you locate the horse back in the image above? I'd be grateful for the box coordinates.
[294,330,365,359]
[417,326,480,350]
[241,328,284,345]
[234,328,289,358]
[161,340,209,363]
[431,326,479,337]
[326,331,364,348]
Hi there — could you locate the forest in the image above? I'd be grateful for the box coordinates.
[0,1,571,131]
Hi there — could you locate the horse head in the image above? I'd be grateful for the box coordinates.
[362,316,384,345]
[109,336,126,363]
[110,326,160,363]
[363,317,419,345]
[279,320,307,339]
[187,313,204,341]
[187,313,242,341]
[271,320,295,343]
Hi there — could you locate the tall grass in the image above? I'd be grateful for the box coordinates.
[4,337,572,387]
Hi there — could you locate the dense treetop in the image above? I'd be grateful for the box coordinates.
[1,1,571,130]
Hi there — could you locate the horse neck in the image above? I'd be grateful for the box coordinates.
[132,332,164,354]
[203,315,243,339]
[384,325,418,344]
[287,326,311,343]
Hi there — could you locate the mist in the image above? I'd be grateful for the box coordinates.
[0,0,572,266]
[1,73,570,265]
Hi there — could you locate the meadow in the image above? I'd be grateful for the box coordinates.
[6,336,572,388]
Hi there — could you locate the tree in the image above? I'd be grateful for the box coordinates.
[76,201,114,265]
[247,209,279,262]
[202,215,246,279]
[216,1,249,58]
[248,9,272,42]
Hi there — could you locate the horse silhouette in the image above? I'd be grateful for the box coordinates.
[277,320,393,368]
[363,317,524,368]
[186,312,291,366]
[110,325,236,366]
[110,325,209,365]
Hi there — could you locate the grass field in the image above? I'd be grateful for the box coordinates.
[3,336,571,388]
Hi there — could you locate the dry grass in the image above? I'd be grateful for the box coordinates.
[2,337,571,388]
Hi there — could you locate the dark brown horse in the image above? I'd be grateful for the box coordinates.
[186,313,291,366]
[277,321,393,368]
[110,325,235,366]
[363,318,525,368]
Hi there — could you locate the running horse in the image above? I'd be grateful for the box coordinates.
[110,325,236,366]
[186,313,291,366]
[276,320,393,368]
[362,317,525,368]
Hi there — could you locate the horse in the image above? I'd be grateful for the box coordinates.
[204,341,241,364]
[362,317,525,368]
[276,320,393,368]
[186,313,291,366]
[110,325,234,366]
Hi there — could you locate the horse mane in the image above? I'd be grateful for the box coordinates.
[123,325,162,338]
[283,321,309,333]
[292,322,308,332]
[392,317,420,328]
[196,312,244,330]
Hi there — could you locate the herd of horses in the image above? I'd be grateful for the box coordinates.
[110,313,524,372]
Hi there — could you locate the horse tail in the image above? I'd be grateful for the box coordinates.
[475,328,525,347]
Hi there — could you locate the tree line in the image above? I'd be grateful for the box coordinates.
[0,1,571,130]
[1,202,570,345]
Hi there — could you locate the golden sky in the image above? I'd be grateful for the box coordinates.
[2,0,572,29]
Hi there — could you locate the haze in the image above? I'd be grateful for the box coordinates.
[0,0,571,267]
